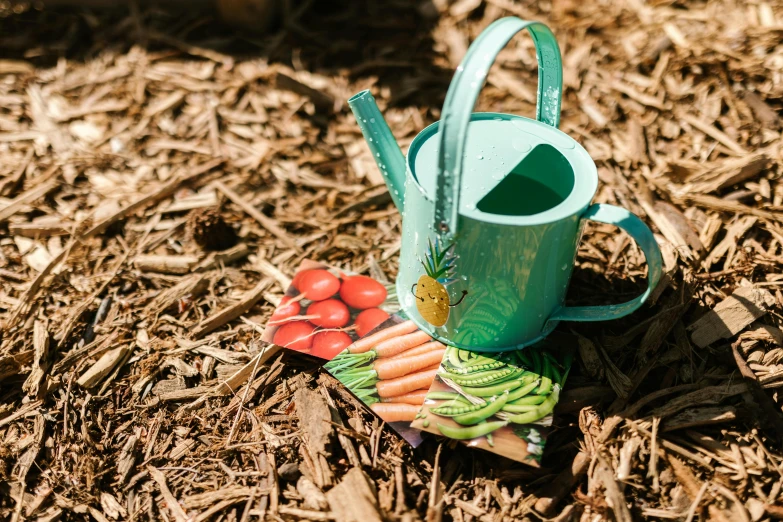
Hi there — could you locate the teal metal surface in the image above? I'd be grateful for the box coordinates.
[434,18,563,235]
[547,203,663,324]
[348,16,663,352]
[348,90,407,212]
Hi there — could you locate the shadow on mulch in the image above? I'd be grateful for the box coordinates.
[0,0,453,109]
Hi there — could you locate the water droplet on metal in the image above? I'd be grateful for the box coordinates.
[513,140,531,153]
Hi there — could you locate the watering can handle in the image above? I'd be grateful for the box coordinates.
[547,203,664,325]
[434,17,563,236]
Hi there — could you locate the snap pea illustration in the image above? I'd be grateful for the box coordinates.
[457,377,531,398]
[505,380,540,403]
[436,420,508,440]
[452,391,509,425]
[447,359,508,374]
[503,386,561,424]
[436,398,474,411]
[431,401,486,417]
[425,342,572,454]
[439,366,525,387]
[425,391,461,401]
[506,394,546,406]
[502,403,539,413]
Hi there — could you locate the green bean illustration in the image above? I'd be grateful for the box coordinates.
[452,391,509,425]
[546,353,563,385]
[425,391,461,401]
[527,348,542,376]
[436,420,508,440]
[437,398,475,411]
[506,394,546,406]
[504,385,560,424]
[501,403,539,413]
[535,356,553,396]
[505,380,539,402]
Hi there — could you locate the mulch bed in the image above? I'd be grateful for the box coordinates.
[1,0,783,520]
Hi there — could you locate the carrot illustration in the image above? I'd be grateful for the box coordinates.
[324,325,432,375]
[373,330,433,358]
[380,388,429,405]
[376,366,439,398]
[370,403,420,422]
[340,363,440,405]
[388,340,446,360]
[346,320,418,354]
[376,348,447,380]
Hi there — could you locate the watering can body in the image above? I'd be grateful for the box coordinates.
[349,18,662,352]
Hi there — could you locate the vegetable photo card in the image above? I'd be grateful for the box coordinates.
[411,337,575,466]
[263,259,575,464]
[262,259,437,446]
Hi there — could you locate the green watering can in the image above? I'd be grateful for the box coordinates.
[349,17,663,352]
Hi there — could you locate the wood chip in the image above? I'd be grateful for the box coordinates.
[76,344,133,389]
[148,466,190,522]
[688,287,775,347]
[326,468,382,522]
[704,216,757,268]
[295,387,333,456]
[134,254,200,274]
[661,406,738,432]
[192,279,271,338]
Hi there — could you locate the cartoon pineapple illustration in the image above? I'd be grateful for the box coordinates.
[412,238,467,327]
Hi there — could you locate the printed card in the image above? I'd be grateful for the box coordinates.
[263,259,574,463]
[411,338,574,466]
[261,259,435,446]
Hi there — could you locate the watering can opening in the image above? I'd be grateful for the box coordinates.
[476,144,574,217]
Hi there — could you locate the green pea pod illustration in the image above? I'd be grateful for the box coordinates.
[425,391,462,401]
[452,391,509,425]
[436,420,508,440]
[459,375,536,398]
[505,386,560,424]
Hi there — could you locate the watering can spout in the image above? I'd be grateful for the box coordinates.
[348,90,406,211]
